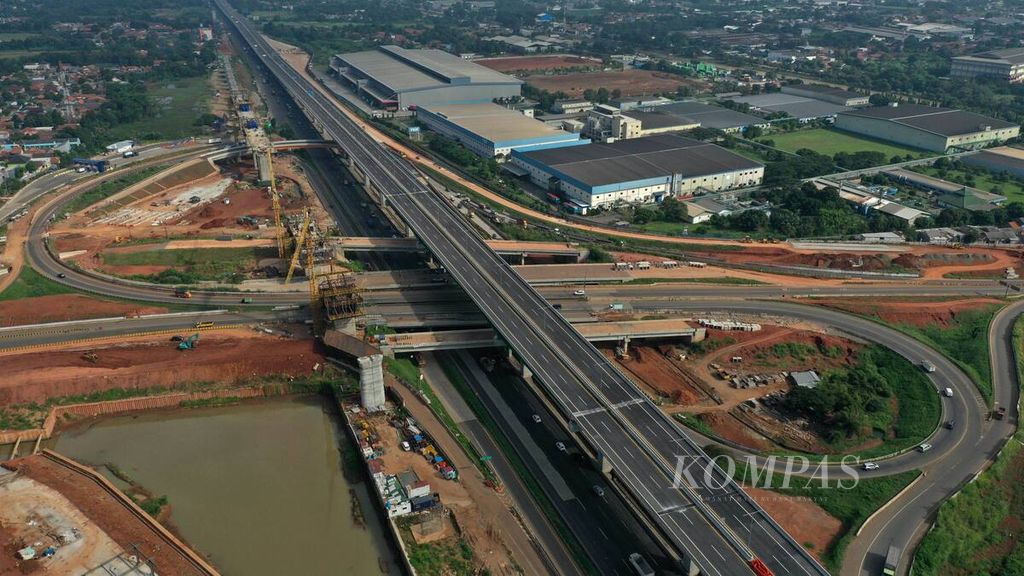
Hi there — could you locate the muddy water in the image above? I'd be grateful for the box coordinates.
[53,396,401,576]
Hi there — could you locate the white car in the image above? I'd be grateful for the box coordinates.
[918,443,933,453]
[862,462,880,471]
[573,289,586,296]
[555,442,566,452]
[532,414,542,424]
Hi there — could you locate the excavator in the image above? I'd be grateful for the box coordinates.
[177,333,200,351]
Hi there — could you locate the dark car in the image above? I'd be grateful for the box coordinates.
[57,272,66,279]
[945,419,955,429]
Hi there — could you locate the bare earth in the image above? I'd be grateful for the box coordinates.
[475,54,603,74]
[0,295,167,327]
[524,69,708,98]
[0,329,324,405]
[745,486,842,561]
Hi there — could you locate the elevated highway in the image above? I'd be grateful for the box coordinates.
[214,1,830,574]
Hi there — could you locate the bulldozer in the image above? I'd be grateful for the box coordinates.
[177,333,200,351]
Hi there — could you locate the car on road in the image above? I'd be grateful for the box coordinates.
[592,485,606,497]
[57,273,66,279]
[240,297,253,304]
[573,289,586,296]
[945,419,955,430]
[942,387,954,397]
[921,361,937,373]
[918,443,933,453]
[862,462,880,471]
[552,303,563,310]
[555,441,566,452]
[532,414,542,423]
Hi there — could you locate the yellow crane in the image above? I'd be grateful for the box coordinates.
[285,208,311,283]
[265,148,286,258]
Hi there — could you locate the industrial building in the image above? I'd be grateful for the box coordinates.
[963,146,1024,178]
[729,92,852,122]
[330,45,523,110]
[834,104,1020,153]
[580,105,700,142]
[951,47,1024,84]
[417,103,587,158]
[510,134,763,210]
[653,101,767,133]
[780,84,869,107]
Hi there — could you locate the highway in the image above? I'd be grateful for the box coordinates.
[214,1,831,574]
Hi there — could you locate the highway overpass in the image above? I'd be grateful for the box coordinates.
[214,1,830,574]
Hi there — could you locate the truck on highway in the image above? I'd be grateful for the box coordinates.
[883,544,901,576]
[628,553,655,576]
[174,288,192,299]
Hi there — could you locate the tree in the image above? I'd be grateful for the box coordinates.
[659,196,687,222]
[744,125,763,139]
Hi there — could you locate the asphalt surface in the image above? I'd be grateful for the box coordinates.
[214,2,833,574]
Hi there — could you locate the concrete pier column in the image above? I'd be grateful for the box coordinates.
[358,353,386,412]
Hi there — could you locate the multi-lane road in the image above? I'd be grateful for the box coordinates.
[1,3,1019,575]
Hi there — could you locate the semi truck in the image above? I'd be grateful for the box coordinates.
[174,288,192,298]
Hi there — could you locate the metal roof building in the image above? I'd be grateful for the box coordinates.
[730,92,851,121]
[835,104,1020,152]
[417,103,587,158]
[510,134,763,209]
[653,101,767,133]
[330,46,523,109]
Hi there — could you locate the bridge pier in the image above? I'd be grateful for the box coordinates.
[358,353,386,412]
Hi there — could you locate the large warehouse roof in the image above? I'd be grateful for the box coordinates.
[838,104,1018,136]
[421,103,573,144]
[336,45,521,93]
[517,134,762,188]
[655,101,764,131]
[956,47,1024,66]
[731,93,849,119]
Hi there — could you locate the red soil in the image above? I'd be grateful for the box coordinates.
[744,486,842,561]
[810,297,1003,328]
[524,69,707,98]
[0,295,167,327]
[476,55,603,73]
[0,330,324,405]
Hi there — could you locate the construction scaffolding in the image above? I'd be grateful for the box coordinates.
[317,271,363,322]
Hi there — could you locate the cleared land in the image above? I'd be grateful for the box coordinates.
[475,54,603,74]
[524,69,707,98]
[760,128,927,158]
[106,76,213,142]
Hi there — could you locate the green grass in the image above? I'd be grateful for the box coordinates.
[624,276,765,285]
[106,76,213,142]
[0,33,39,41]
[64,165,168,214]
[0,265,74,301]
[761,128,927,158]
[102,247,276,284]
[397,519,478,576]
[914,165,1024,204]
[384,356,499,485]
[727,447,919,571]
[891,306,1000,404]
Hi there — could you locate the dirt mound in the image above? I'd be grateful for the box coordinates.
[812,297,1002,328]
[716,332,859,373]
[610,345,705,405]
[775,252,895,271]
[698,412,771,451]
[0,295,167,328]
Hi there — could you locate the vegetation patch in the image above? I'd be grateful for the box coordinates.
[913,315,1024,575]
[65,165,168,215]
[0,265,75,301]
[759,128,926,160]
[101,246,277,284]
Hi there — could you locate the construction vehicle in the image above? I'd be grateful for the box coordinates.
[174,288,192,299]
[194,321,215,329]
[178,333,200,351]
[285,209,312,283]
[241,297,253,304]
[81,352,99,363]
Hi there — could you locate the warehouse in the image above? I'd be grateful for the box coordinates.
[951,47,1024,84]
[510,134,764,209]
[729,92,851,122]
[417,103,587,159]
[834,104,1020,153]
[963,146,1024,178]
[780,84,869,107]
[330,45,523,110]
[653,101,766,133]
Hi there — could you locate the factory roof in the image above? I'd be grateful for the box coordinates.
[955,47,1024,66]
[627,111,699,130]
[420,103,577,145]
[336,45,521,93]
[655,101,765,130]
[784,84,864,100]
[838,104,1018,137]
[731,93,850,119]
[516,134,762,188]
